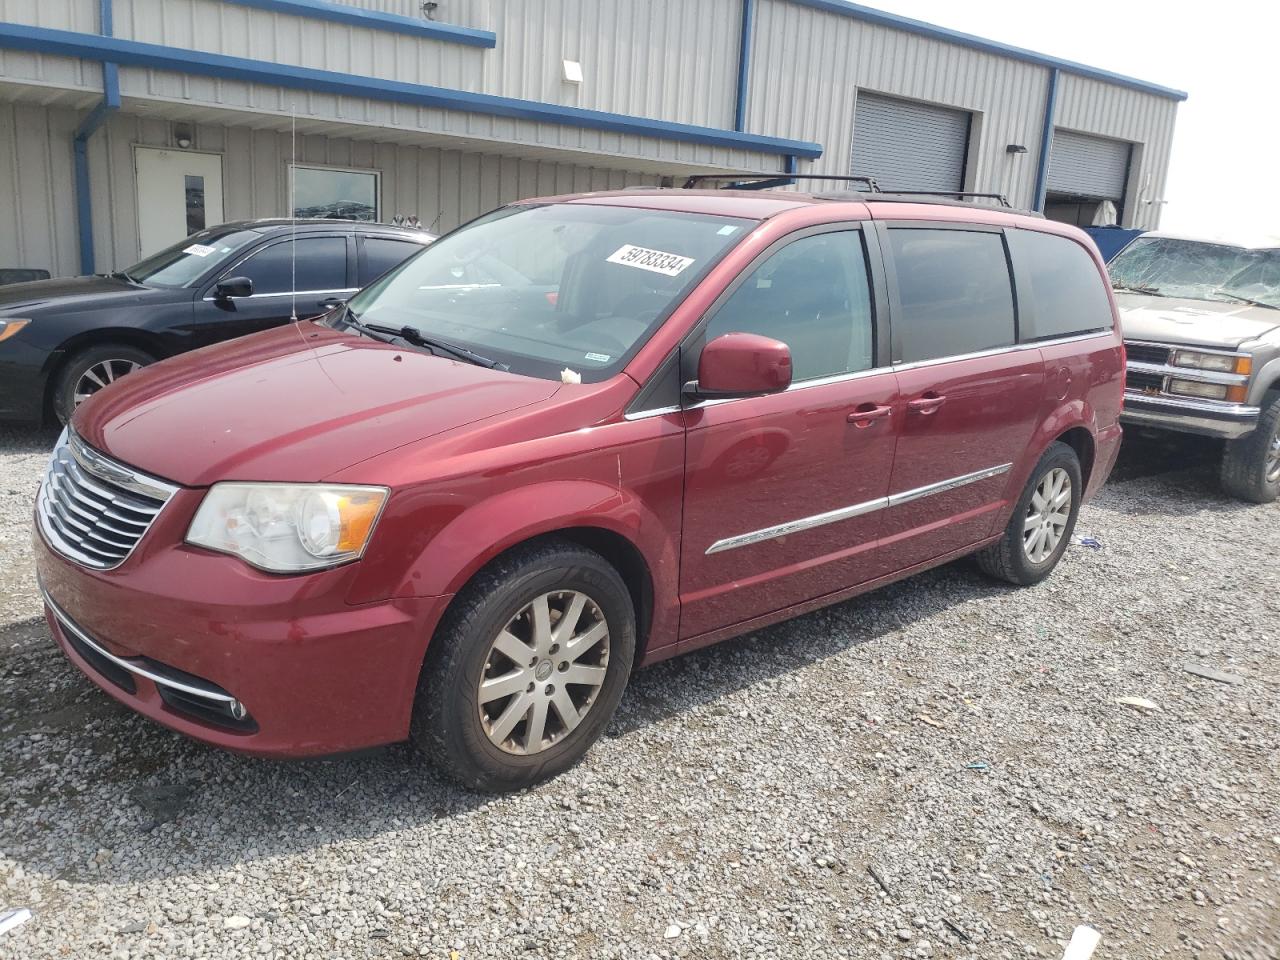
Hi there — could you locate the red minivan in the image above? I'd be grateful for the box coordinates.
[33,187,1124,791]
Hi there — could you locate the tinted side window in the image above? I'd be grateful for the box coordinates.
[361,237,422,285]
[234,237,348,295]
[704,231,874,382]
[1008,229,1113,340]
[889,229,1016,364]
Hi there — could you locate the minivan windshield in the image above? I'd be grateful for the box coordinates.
[124,228,263,288]
[340,203,753,382]
[1108,236,1253,303]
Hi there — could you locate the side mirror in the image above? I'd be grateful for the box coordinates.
[685,332,793,400]
[213,276,254,300]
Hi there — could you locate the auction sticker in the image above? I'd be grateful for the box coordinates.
[606,244,694,277]
[183,243,216,257]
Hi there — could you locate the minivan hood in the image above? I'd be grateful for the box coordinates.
[73,324,561,486]
[1115,292,1280,349]
[0,275,175,314]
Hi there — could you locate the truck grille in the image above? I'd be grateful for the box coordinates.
[1125,370,1165,393]
[1124,342,1172,366]
[36,431,177,570]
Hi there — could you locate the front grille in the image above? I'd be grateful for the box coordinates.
[37,431,177,570]
[1126,370,1165,392]
[1125,342,1171,366]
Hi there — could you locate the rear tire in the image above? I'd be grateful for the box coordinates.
[976,441,1082,586]
[1220,393,1280,504]
[410,539,635,793]
[52,344,155,425]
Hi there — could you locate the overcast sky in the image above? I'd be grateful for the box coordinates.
[874,0,1280,245]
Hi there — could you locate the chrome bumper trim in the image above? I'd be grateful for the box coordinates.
[1122,390,1259,421]
[41,585,236,704]
[705,462,1012,555]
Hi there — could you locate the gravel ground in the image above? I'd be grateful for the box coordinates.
[1,424,1277,960]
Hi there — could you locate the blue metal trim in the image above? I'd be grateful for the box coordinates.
[0,24,823,159]
[733,0,754,132]
[1032,68,1059,213]
[73,0,119,274]
[223,0,495,48]
[786,0,1188,102]
[783,154,797,186]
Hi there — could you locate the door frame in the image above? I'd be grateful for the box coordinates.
[132,145,226,260]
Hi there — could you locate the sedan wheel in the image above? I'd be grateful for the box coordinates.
[1022,467,1072,563]
[478,590,610,756]
[73,358,142,407]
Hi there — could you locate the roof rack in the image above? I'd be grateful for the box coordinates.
[681,173,881,192]
[681,174,1015,209]
[873,190,1013,208]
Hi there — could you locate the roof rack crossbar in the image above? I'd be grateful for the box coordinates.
[682,173,882,192]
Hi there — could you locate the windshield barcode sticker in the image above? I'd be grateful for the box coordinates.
[606,244,695,277]
[183,243,216,257]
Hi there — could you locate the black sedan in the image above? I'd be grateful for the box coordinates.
[0,220,433,424]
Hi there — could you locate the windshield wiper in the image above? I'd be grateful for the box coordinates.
[1112,283,1165,297]
[1213,291,1278,310]
[360,319,509,370]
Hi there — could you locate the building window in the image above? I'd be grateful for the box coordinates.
[290,164,380,221]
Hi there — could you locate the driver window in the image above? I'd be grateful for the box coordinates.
[703,231,874,382]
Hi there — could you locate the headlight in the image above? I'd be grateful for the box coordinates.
[0,319,31,343]
[1168,379,1228,401]
[187,483,388,572]
[1170,349,1251,375]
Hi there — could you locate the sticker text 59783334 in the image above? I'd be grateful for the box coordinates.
[606,244,695,277]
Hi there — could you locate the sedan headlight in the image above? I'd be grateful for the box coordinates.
[187,483,389,573]
[0,318,31,343]
[1170,349,1251,375]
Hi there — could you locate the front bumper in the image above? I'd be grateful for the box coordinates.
[34,513,450,758]
[1120,391,1259,440]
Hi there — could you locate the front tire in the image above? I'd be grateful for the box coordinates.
[52,344,155,425]
[976,441,1082,586]
[1220,393,1280,504]
[411,540,635,792]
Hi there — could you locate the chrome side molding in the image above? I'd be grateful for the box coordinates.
[705,462,1012,555]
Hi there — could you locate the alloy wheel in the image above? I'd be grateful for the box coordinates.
[1022,467,1071,564]
[1266,429,1280,484]
[477,590,610,755]
[73,359,142,407]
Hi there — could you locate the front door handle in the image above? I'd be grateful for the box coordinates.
[907,393,946,415]
[847,403,892,428]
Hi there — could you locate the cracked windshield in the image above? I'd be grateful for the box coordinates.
[1109,236,1280,308]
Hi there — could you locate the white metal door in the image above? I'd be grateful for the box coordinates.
[1046,130,1131,200]
[852,93,970,193]
[134,147,224,258]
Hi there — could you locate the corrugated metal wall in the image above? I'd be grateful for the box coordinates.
[0,100,81,275]
[746,0,1175,227]
[8,105,660,275]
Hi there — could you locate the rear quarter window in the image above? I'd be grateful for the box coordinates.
[888,228,1016,364]
[1008,228,1114,340]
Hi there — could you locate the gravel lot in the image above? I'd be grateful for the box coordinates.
[1,423,1277,960]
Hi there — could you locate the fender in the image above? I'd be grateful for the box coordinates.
[1248,353,1280,407]
[369,479,682,652]
[990,397,1098,533]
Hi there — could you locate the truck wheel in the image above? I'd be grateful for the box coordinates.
[976,441,1082,586]
[1220,392,1280,504]
[410,539,635,793]
[53,344,155,425]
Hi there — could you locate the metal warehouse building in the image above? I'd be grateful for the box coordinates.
[0,0,1185,278]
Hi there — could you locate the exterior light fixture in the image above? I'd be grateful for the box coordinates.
[1006,144,1028,154]
[563,59,583,83]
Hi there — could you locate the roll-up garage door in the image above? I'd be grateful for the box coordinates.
[851,93,971,193]
[1046,130,1131,200]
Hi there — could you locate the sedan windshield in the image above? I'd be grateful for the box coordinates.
[1108,237,1251,302]
[1217,250,1280,310]
[124,228,263,288]
[339,203,753,383]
